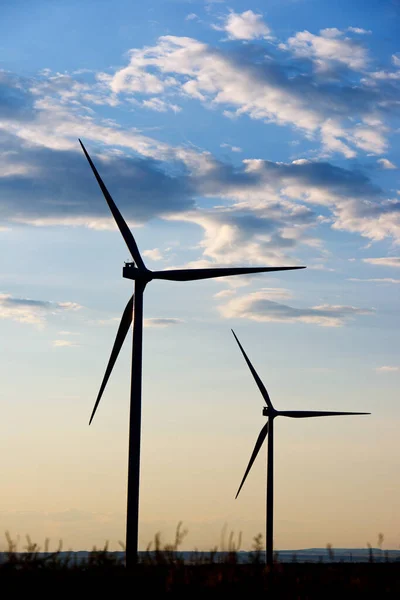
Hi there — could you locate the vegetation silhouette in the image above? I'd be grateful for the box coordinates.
[1,529,399,597]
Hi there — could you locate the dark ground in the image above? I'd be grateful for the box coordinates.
[1,553,399,597]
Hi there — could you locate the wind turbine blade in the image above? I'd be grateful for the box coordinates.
[279,410,370,418]
[151,266,305,282]
[236,422,269,499]
[89,295,134,425]
[231,330,273,409]
[79,140,145,270]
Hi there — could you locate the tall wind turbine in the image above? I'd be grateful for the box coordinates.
[79,139,305,567]
[232,330,370,566]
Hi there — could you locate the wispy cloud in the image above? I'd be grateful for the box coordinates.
[141,97,181,113]
[0,293,81,326]
[347,27,372,35]
[214,289,236,299]
[218,289,374,327]
[58,330,81,335]
[348,277,400,284]
[220,143,242,153]
[377,158,397,169]
[144,318,184,327]
[363,257,400,268]
[375,365,399,373]
[308,264,336,272]
[53,339,79,348]
[392,53,400,67]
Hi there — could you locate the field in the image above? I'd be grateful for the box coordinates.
[1,530,399,597]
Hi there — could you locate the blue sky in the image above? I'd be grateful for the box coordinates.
[1,0,399,551]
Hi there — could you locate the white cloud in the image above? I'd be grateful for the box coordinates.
[1,56,400,268]
[280,28,369,71]
[105,34,392,157]
[319,120,356,158]
[142,97,181,113]
[163,155,400,263]
[220,143,242,153]
[0,99,173,160]
[363,257,400,268]
[351,125,388,154]
[216,10,271,40]
[218,289,374,327]
[349,278,400,284]
[319,28,342,38]
[110,62,168,95]
[392,53,400,68]
[239,287,294,300]
[166,207,309,267]
[143,248,163,261]
[308,264,335,272]
[328,194,400,243]
[58,330,81,335]
[0,293,82,326]
[214,289,236,299]
[186,13,198,21]
[1,33,395,215]
[53,339,79,347]
[368,69,400,81]
[376,366,399,373]
[2,97,399,265]
[348,27,372,35]
[377,158,397,169]
[57,302,82,311]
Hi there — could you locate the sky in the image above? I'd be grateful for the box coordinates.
[0,0,399,552]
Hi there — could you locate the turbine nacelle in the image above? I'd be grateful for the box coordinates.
[123,262,151,281]
[262,407,277,418]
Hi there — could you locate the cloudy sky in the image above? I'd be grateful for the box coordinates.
[1,0,399,552]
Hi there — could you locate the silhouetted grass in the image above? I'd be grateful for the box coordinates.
[1,527,400,597]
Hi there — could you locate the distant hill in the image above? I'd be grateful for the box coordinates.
[272,548,400,563]
[1,548,399,564]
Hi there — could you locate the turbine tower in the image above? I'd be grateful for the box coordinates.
[232,330,370,566]
[79,139,305,567]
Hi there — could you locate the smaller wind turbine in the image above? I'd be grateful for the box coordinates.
[232,330,370,566]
